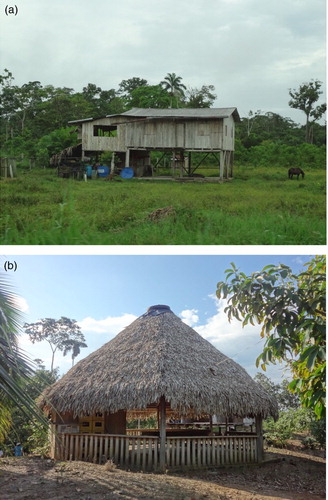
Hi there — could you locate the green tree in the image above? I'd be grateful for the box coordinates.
[160,72,186,108]
[185,85,217,108]
[36,126,78,165]
[237,111,302,148]
[216,256,326,418]
[0,273,47,442]
[62,338,88,367]
[129,85,170,109]
[3,361,59,454]
[118,77,148,99]
[254,373,300,411]
[0,68,16,141]
[82,82,102,101]
[289,80,326,143]
[97,89,125,115]
[24,317,87,374]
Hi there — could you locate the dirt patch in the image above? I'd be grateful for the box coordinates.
[148,206,176,222]
[0,447,325,500]
[0,449,325,500]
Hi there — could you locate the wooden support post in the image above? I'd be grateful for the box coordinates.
[159,395,166,471]
[171,149,175,177]
[125,149,130,167]
[219,150,224,179]
[255,415,263,462]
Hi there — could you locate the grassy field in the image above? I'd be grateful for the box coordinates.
[1,165,326,245]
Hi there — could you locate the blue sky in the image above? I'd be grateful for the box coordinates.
[3,254,312,383]
[1,0,325,123]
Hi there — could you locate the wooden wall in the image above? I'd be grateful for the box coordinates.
[124,119,229,151]
[80,115,236,154]
[81,117,127,153]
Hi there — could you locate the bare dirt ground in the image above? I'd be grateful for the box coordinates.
[0,446,325,500]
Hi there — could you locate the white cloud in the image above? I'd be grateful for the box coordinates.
[78,313,137,334]
[189,295,290,383]
[179,309,199,327]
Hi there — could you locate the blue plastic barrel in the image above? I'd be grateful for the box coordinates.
[120,167,134,179]
[86,165,92,178]
[97,166,109,177]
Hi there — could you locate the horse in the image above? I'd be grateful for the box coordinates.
[288,167,305,180]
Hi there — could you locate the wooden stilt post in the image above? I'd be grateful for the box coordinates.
[219,150,224,179]
[255,415,263,462]
[159,395,166,471]
[125,149,130,167]
[188,152,192,176]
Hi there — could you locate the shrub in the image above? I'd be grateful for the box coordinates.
[302,436,317,449]
[264,415,293,447]
[264,408,313,448]
[25,421,50,457]
[309,418,326,448]
[235,141,326,169]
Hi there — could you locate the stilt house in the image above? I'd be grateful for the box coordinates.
[69,107,240,179]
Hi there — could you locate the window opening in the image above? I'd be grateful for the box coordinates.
[93,125,117,137]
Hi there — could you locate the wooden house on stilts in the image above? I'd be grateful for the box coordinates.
[40,305,278,471]
[69,107,240,179]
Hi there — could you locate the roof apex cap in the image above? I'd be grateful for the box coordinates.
[144,305,172,317]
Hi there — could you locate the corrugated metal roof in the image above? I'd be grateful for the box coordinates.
[68,117,96,124]
[108,107,240,121]
[69,107,240,125]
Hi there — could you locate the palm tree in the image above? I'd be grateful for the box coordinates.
[160,73,186,108]
[0,273,46,439]
[63,338,88,367]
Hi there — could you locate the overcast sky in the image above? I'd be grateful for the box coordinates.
[4,254,312,383]
[1,0,326,123]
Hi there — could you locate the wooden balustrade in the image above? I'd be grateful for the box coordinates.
[166,435,257,467]
[58,433,159,470]
[56,433,258,470]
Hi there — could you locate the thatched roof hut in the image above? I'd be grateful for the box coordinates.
[40,305,277,420]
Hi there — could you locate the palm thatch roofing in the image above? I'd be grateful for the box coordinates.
[40,305,278,420]
[49,143,82,166]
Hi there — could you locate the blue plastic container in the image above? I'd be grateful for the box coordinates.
[86,165,92,178]
[97,165,109,177]
[120,167,134,179]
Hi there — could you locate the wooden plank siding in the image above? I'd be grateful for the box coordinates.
[125,120,225,151]
[55,433,258,471]
[71,108,239,156]
[80,117,234,153]
[81,117,128,153]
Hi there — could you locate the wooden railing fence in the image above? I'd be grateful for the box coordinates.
[55,433,258,470]
[58,433,159,470]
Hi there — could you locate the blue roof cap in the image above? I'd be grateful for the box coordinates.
[143,305,171,317]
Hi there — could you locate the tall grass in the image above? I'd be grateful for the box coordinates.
[1,166,325,245]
